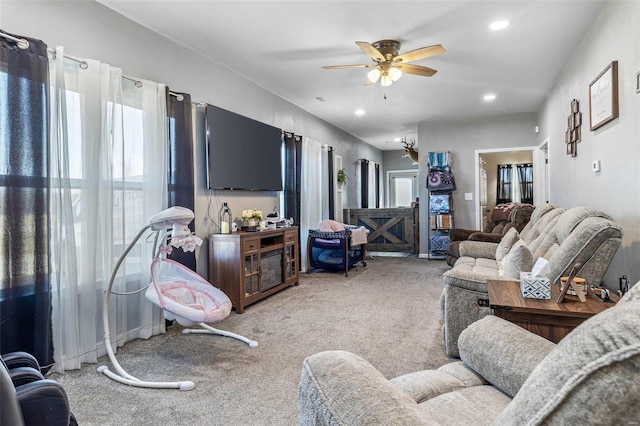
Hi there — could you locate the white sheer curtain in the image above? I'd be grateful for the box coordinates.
[300,137,324,271]
[49,46,167,372]
[511,164,522,203]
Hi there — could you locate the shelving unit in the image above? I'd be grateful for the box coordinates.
[426,151,455,260]
[208,227,299,313]
[428,193,454,259]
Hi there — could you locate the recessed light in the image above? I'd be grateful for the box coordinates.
[393,137,402,142]
[483,93,496,101]
[355,109,365,116]
[489,20,509,31]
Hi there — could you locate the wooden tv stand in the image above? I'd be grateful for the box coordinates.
[208,227,299,313]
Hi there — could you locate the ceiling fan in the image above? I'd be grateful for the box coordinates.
[323,39,445,87]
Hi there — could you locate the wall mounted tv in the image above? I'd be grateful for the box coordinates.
[206,105,282,191]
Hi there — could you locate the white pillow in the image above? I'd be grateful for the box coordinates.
[500,240,533,279]
[496,227,520,262]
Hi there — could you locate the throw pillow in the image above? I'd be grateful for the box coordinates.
[495,227,520,262]
[500,240,533,279]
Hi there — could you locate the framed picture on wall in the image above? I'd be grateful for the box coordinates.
[589,61,619,131]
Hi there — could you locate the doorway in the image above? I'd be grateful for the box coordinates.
[387,170,418,207]
[474,146,539,230]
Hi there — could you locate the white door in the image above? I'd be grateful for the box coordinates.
[388,171,418,207]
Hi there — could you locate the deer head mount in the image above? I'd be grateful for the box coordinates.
[401,137,419,165]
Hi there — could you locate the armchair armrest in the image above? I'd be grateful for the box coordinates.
[449,228,480,242]
[467,232,503,244]
[298,350,436,425]
[458,240,498,259]
[458,316,555,398]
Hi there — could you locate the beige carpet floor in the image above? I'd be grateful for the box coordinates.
[53,256,450,425]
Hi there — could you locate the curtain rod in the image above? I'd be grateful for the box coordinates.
[46,48,187,101]
[0,31,29,49]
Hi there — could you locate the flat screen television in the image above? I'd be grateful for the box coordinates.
[206,105,282,191]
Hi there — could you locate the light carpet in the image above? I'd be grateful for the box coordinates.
[53,256,450,425]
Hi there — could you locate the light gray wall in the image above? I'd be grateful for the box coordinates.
[383,150,419,174]
[417,112,539,255]
[537,1,640,286]
[1,0,382,278]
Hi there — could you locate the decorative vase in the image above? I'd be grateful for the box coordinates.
[248,219,257,227]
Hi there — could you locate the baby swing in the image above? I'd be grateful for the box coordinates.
[98,206,257,391]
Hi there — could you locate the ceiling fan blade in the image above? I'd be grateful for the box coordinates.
[355,41,385,61]
[397,64,438,77]
[322,64,374,69]
[394,44,445,63]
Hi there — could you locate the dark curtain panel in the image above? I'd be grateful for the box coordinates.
[360,160,369,208]
[166,89,196,271]
[283,133,301,225]
[327,147,335,220]
[496,164,512,205]
[375,163,380,208]
[0,31,53,365]
[517,163,534,204]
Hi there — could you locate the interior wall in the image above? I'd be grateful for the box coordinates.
[383,150,419,174]
[417,112,538,256]
[537,0,640,286]
[1,0,382,278]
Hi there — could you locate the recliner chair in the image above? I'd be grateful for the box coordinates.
[446,203,535,266]
[1,351,77,426]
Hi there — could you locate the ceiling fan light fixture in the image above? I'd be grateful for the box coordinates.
[367,68,381,83]
[389,67,402,82]
[381,72,393,87]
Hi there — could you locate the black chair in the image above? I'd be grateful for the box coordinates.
[1,351,77,426]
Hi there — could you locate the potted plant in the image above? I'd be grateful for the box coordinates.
[337,168,348,186]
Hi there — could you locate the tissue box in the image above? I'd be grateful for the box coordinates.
[520,272,551,299]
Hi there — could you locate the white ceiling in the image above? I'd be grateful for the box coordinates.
[99,0,606,150]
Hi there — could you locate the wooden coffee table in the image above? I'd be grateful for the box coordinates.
[487,280,618,343]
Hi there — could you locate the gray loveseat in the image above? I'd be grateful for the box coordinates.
[298,281,640,425]
[441,205,622,357]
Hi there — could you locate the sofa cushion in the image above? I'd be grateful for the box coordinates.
[493,284,640,425]
[521,207,565,245]
[495,228,520,262]
[418,386,511,426]
[499,240,533,279]
[390,361,486,404]
[451,257,500,277]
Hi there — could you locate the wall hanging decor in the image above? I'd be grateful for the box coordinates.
[589,61,619,131]
[565,98,582,157]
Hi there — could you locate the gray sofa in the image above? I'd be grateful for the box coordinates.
[441,205,622,357]
[298,281,640,425]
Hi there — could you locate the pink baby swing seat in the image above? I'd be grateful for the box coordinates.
[146,258,231,326]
